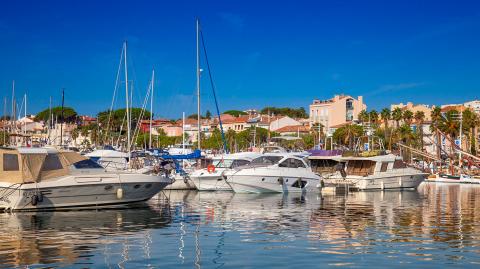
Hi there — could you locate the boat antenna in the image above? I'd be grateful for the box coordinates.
[199,26,228,153]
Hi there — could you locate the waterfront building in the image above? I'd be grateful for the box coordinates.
[464,100,480,115]
[309,94,366,133]
[78,115,97,126]
[269,116,302,131]
[222,115,250,132]
[275,125,309,137]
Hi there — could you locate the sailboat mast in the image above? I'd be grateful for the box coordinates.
[24,93,27,136]
[124,41,131,163]
[182,112,185,153]
[196,18,201,150]
[48,96,52,144]
[149,68,154,149]
[2,97,6,145]
[60,89,64,146]
[11,80,15,124]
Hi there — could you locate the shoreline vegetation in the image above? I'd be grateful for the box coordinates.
[0,105,478,157]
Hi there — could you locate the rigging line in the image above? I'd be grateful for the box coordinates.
[130,79,152,149]
[199,29,228,153]
[105,44,125,143]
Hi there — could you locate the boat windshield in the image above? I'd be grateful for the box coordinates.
[213,159,235,168]
[250,156,283,166]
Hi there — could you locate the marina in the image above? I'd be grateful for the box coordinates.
[1,1,480,267]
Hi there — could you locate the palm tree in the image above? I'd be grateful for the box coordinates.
[333,124,363,149]
[380,108,391,149]
[430,106,443,158]
[380,108,391,128]
[369,110,379,124]
[462,108,479,154]
[392,107,403,128]
[403,110,414,125]
[414,111,425,151]
[358,110,368,124]
[71,127,79,146]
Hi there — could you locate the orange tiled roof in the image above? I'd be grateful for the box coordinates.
[441,105,465,113]
[276,125,309,133]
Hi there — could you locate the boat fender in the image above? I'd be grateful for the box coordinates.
[278,177,284,185]
[117,188,124,199]
[207,165,215,173]
[31,195,38,206]
[37,192,43,203]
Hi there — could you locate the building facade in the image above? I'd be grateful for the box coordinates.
[309,94,366,132]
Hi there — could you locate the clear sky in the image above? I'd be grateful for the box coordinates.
[1,0,479,119]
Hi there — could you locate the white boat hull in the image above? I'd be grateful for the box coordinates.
[227,174,321,193]
[190,168,232,191]
[0,174,170,211]
[190,174,231,191]
[424,175,480,184]
[324,173,426,190]
[164,175,196,190]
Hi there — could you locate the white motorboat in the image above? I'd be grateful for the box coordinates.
[85,146,129,171]
[225,153,322,193]
[190,152,261,191]
[322,153,427,190]
[0,147,171,211]
[424,173,480,184]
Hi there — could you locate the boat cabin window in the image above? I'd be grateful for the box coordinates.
[310,159,339,173]
[393,160,407,169]
[42,154,63,171]
[279,158,306,168]
[251,156,282,165]
[232,159,250,168]
[380,162,389,172]
[213,159,234,168]
[3,153,19,171]
[346,160,375,176]
[73,159,103,169]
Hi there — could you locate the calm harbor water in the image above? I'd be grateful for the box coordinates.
[1,183,480,268]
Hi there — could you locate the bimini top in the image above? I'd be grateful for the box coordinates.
[0,147,88,184]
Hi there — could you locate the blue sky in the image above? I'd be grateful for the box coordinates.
[1,0,479,119]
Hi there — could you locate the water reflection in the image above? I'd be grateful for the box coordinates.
[1,184,480,268]
[0,202,171,268]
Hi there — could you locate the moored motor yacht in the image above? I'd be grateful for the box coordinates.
[425,173,480,184]
[225,153,322,193]
[0,147,171,211]
[85,146,129,171]
[190,152,261,191]
[322,153,427,190]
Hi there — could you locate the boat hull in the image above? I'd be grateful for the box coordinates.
[164,174,196,190]
[324,173,426,190]
[227,174,321,193]
[190,175,231,191]
[424,174,480,184]
[0,174,170,211]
